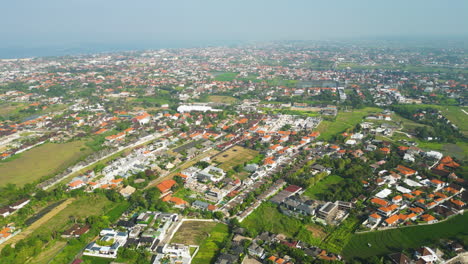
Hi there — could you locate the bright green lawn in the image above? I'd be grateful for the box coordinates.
[342,213,468,259]
[191,223,229,264]
[31,195,113,236]
[0,140,92,187]
[213,72,238,82]
[241,202,324,246]
[317,107,382,140]
[303,175,344,199]
[207,95,237,104]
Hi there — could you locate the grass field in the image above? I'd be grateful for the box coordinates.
[242,202,325,245]
[0,198,74,251]
[0,102,26,117]
[213,72,238,82]
[0,140,92,187]
[379,132,468,161]
[342,213,468,260]
[24,195,116,264]
[172,221,229,264]
[31,241,67,264]
[207,95,237,104]
[392,104,468,136]
[80,256,112,264]
[336,63,468,74]
[439,106,468,135]
[31,195,113,236]
[212,146,259,171]
[321,217,360,254]
[303,175,344,199]
[317,107,381,140]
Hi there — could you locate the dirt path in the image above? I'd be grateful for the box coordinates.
[0,198,75,250]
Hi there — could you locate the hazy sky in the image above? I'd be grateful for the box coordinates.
[2,0,468,47]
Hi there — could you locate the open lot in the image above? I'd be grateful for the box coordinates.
[317,107,381,140]
[171,221,219,245]
[31,241,67,264]
[380,132,468,161]
[207,95,237,104]
[0,102,27,118]
[0,198,74,251]
[212,146,259,171]
[342,213,468,260]
[31,195,113,236]
[24,195,117,264]
[0,140,92,187]
[172,221,229,264]
[303,174,344,199]
[241,202,325,246]
[212,72,238,82]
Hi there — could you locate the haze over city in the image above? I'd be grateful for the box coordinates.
[1,0,468,58]
[0,1,467,264]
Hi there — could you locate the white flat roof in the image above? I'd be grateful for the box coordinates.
[375,188,392,199]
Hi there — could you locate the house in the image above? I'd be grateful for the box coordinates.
[450,199,465,209]
[0,207,14,218]
[388,252,411,264]
[414,247,438,263]
[378,204,399,217]
[317,202,338,222]
[192,200,216,211]
[420,214,437,224]
[248,242,266,259]
[119,185,136,198]
[368,213,381,224]
[68,180,86,190]
[396,165,417,176]
[392,195,403,204]
[9,199,30,210]
[84,229,128,258]
[197,166,226,183]
[153,243,192,264]
[384,214,400,226]
[62,224,90,238]
[157,179,177,195]
[429,179,446,190]
[370,198,389,207]
[134,112,151,125]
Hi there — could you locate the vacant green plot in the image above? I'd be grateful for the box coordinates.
[439,106,468,135]
[81,256,112,264]
[342,213,468,260]
[172,221,229,264]
[0,102,27,118]
[213,72,238,82]
[171,221,219,245]
[213,146,259,171]
[321,217,360,254]
[392,104,468,135]
[242,202,324,246]
[30,241,67,264]
[31,195,113,236]
[0,140,92,187]
[382,132,468,161]
[303,175,344,199]
[207,95,237,104]
[317,107,381,140]
[336,63,468,74]
[24,196,118,264]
